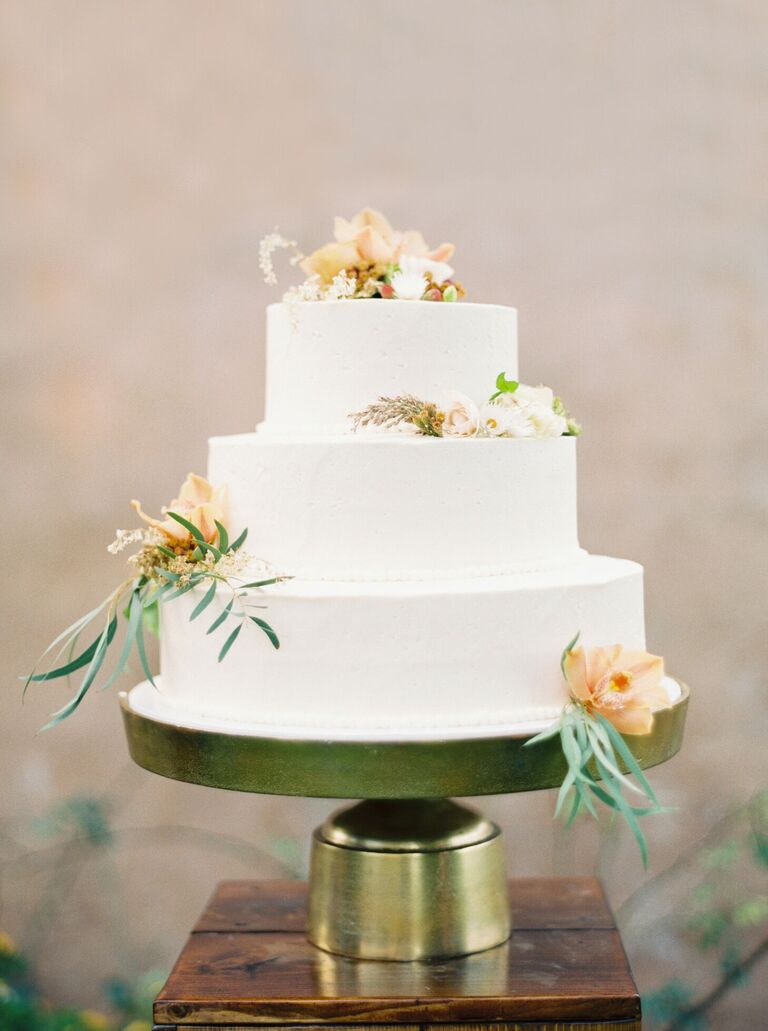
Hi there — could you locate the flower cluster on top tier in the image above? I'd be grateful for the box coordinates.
[350,373,582,438]
[260,208,464,302]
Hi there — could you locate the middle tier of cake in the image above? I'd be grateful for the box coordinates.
[209,434,583,581]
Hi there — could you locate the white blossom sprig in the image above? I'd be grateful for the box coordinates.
[259,230,301,286]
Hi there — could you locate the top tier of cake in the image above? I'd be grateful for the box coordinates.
[262,300,518,435]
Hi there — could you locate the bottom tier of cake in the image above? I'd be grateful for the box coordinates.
[156,555,646,736]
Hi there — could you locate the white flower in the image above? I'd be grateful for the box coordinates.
[390,259,428,300]
[528,405,568,437]
[327,270,357,300]
[440,391,479,437]
[390,254,455,299]
[496,384,554,410]
[400,253,454,285]
[492,383,567,438]
[479,402,535,438]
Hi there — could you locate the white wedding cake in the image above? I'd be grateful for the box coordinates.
[158,295,647,737]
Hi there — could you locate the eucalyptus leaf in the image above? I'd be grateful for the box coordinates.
[162,582,199,602]
[189,580,218,621]
[24,594,113,691]
[193,538,223,561]
[560,631,581,675]
[99,590,144,692]
[218,623,242,662]
[215,520,229,553]
[595,713,659,804]
[141,600,159,636]
[166,510,206,543]
[207,599,233,635]
[248,616,280,649]
[153,567,181,582]
[134,607,156,687]
[25,619,119,684]
[229,527,248,552]
[40,614,119,730]
[593,755,650,867]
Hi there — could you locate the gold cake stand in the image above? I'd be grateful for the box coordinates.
[119,680,689,961]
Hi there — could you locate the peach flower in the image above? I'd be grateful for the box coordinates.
[132,473,229,546]
[563,644,669,735]
[301,207,455,284]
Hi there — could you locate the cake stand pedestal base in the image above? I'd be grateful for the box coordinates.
[308,799,510,960]
[152,878,641,1029]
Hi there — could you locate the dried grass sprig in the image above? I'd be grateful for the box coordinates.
[350,395,430,431]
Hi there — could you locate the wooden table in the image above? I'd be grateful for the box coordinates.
[153,879,641,1030]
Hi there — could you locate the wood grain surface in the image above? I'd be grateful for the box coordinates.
[155,879,640,1029]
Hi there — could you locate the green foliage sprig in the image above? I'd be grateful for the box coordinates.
[24,516,286,730]
[525,634,669,866]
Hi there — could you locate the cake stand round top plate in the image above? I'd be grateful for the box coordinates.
[119,679,689,799]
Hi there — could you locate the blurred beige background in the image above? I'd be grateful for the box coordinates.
[2,0,767,1026]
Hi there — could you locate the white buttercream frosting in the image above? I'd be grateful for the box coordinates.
[158,556,646,733]
[209,433,583,581]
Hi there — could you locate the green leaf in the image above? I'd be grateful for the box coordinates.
[142,599,160,637]
[193,538,223,561]
[249,616,280,649]
[218,623,242,662]
[23,594,114,692]
[585,721,644,797]
[493,372,519,397]
[153,567,181,582]
[162,580,202,602]
[239,577,284,590]
[166,510,206,543]
[560,631,581,675]
[229,527,248,552]
[40,614,119,729]
[592,755,650,867]
[99,589,144,691]
[595,713,659,805]
[189,580,218,621]
[215,520,229,553]
[155,543,178,560]
[207,599,233,634]
[26,620,119,683]
[134,607,156,687]
[524,718,562,747]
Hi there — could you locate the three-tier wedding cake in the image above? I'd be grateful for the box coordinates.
[155,222,651,737]
[24,209,682,868]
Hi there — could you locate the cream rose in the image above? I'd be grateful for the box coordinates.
[440,391,480,437]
